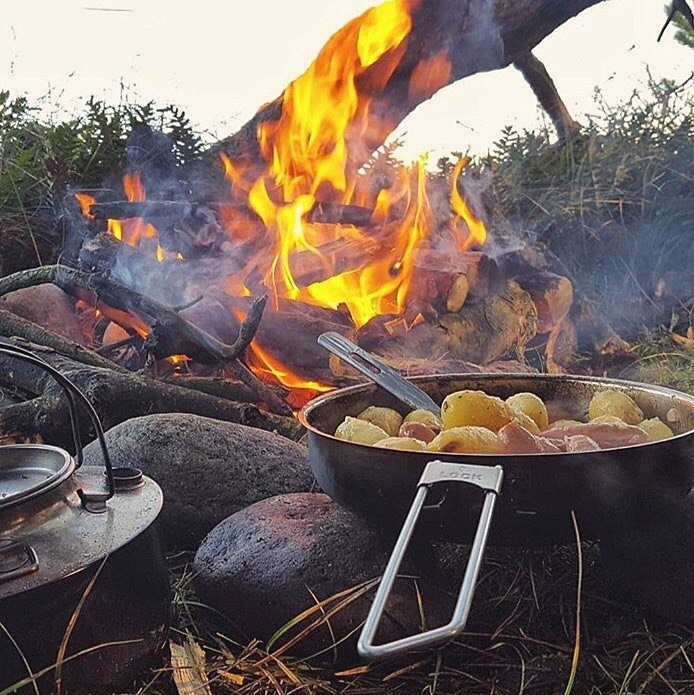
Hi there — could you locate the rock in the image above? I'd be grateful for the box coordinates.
[194,492,455,659]
[84,413,314,548]
[1,284,87,344]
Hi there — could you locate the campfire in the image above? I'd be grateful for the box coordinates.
[62,0,592,415]
[1,0,693,692]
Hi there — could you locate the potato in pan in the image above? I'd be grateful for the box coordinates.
[332,389,675,454]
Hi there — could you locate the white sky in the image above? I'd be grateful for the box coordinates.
[1,1,691,159]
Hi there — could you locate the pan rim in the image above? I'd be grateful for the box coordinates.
[298,372,694,459]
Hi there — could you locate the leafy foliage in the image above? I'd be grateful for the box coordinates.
[0,93,202,272]
[450,77,694,336]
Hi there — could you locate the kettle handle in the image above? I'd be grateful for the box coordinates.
[0,341,115,511]
[357,461,503,660]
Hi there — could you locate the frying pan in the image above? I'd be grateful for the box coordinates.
[298,373,694,659]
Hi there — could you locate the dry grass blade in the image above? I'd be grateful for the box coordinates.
[636,641,692,695]
[54,554,110,695]
[562,511,583,695]
[170,635,213,695]
[0,618,40,695]
[0,640,142,695]
[265,578,379,655]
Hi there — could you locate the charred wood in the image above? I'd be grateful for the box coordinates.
[210,0,605,171]
[0,265,292,415]
[515,270,573,334]
[160,375,286,405]
[89,200,374,228]
[0,343,303,448]
[366,280,538,366]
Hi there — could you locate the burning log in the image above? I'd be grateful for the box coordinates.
[212,0,604,170]
[0,339,302,447]
[516,270,574,334]
[363,279,538,366]
[89,200,204,221]
[253,307,358,378]
[406,250,488,313]
[89,200,374,228]
[0,265,292,415]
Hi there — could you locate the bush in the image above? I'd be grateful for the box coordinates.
[0,93,202,273]
[467,77,693,335]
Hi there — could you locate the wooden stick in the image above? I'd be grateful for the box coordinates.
[90,200,374,226]
[0,265,292,415]
[0,345,303,445]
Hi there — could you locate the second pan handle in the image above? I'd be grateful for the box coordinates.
[317,332,440,415]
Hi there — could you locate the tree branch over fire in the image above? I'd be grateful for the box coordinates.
[513,51,581,142]
[211,0,605,169]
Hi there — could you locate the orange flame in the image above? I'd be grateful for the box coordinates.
[75,193,96,218]
[222,0,443,329]
[246,340,331,394]
[450,157,486,249]
[75,1,489,400]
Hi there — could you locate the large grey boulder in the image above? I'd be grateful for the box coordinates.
[84,413,313,548]
[193,492,455,658]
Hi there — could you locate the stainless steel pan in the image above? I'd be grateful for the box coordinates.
[299,373,694,659]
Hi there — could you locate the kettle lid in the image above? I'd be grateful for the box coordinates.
[0,445,75,510]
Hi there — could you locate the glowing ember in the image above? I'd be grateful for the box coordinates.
[75,193,96,219]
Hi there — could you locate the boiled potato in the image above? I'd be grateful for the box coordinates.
[427,426,502,454]
[506,392,549,431]
[545,419,583,430]
[357,406,403,437]
[591,415,631,427]
[335,416,388,445]
[374,437,427,451]
[508,405,540,434]
[637,417,674,441]
[588,390,643,425]
[403,408,442,432]
[441,390,512,432]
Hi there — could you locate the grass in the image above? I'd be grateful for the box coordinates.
[628,333,694,394]
[131,537,692,695]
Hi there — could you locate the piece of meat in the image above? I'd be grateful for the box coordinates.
[399,421,437,444]
[544,421,650,449]
[498,422,562,454]
[563,434,601,452]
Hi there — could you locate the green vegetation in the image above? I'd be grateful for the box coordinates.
[471,77,693,337]
[0,93,201,273]
[0,77,691,376]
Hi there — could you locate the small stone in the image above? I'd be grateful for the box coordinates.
[193,492,454,658]
[1,284,87,345]
[84,413,313,548]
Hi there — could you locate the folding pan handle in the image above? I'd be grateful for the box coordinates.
[358,461,504,660]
